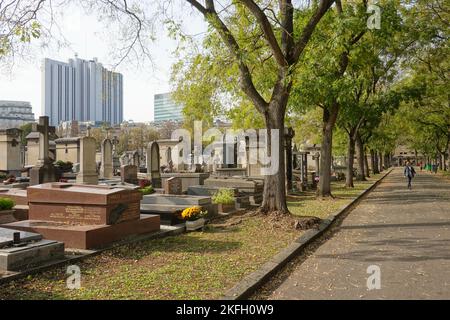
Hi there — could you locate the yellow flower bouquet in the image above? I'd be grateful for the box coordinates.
[180,206,207,221]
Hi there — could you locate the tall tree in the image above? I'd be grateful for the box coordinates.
[184,0,335,213]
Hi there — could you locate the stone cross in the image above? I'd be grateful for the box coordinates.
[105,127,112,139]
[86,126,92,137]
[32,116,55,165]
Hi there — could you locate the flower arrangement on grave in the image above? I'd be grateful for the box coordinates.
[55,160,73,172]
[0,198,15,211]
[139,185,155,195]
[181,206,207,221]
[138,179,155,195]
[212,188,235,205]
[139,179,151,188]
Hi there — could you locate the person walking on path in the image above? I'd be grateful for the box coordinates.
[404,161,416,189]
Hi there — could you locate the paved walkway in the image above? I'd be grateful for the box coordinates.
[268,168,450,299]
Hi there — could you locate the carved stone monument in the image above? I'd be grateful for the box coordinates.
[100,138,113,179]
[146,141,161,188]
[30,117,58,186]
[76,135,98,185]
[2,183,160,249]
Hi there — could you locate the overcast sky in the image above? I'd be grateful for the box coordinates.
[0,3,206,122]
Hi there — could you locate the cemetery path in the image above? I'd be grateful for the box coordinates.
[266,168,450,299]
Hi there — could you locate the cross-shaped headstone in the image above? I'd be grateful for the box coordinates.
[86,126,92,137]
[32,116,55,165]
[105,127,112,139]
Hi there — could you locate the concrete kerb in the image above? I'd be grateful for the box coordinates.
[221,169,393,300]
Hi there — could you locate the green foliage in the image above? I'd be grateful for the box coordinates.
[212,188,235,205]
[19,123,33,146]
[1,16,41,58]
[0,198,15,210]
[139,186,155,195]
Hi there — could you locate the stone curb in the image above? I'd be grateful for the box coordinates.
[221,169,393,300]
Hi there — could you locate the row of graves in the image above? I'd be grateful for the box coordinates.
[0,118,319,274]
[0,117,161,273]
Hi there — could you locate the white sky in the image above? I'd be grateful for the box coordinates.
[0,3,206,122]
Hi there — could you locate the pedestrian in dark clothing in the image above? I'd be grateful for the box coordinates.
[404,161,416,190]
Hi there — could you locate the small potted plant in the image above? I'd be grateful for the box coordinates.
[0,198,16,224]
[139,185,155,195]
[55,160,73,173]
[181,206,207,231]
[212,188,236,213]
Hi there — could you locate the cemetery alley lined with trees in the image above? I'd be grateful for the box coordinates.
[0,0,449,300]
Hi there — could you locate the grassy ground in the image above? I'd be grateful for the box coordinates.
[0,173,383,300]
[288,173,382,219]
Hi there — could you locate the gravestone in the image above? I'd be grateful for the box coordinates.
[100,138,113,179]
[314,152,320,177]
[111,136,120,174]
[76,136,98,185]
[2,183,160,249]
[30,117,58,186]
[163,177,182,195]
[121,164,138,184]
[146,141,161,188]
[132,150,140,167]
[285,127,295,191]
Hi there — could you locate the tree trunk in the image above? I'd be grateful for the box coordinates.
[318,104,339,197]
[379,151,383,172]
[447,137,450,170]
[260,101,289,214]
[373,151,380,174]
[346,133,356,188]
[355,133,366,181]
[370,150,376,174]
[364,150,370,178]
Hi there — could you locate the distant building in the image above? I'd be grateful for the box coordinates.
[0,101,35,129]
[57,120,109,138]
[393,145,424,166]
[42,56,123,127]
[154,92,183,122]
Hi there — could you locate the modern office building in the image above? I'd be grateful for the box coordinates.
[0,100,35,129]
[154,92,183,122]
[42,55,123,127]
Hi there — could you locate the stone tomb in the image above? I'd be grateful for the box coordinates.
[0,128,22,176]
[141,194,216,225]
[204,177,263,205]
[0,228,64,271]
[187,185,250,210]
[161,173,210,193]
[2,183,160,249]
